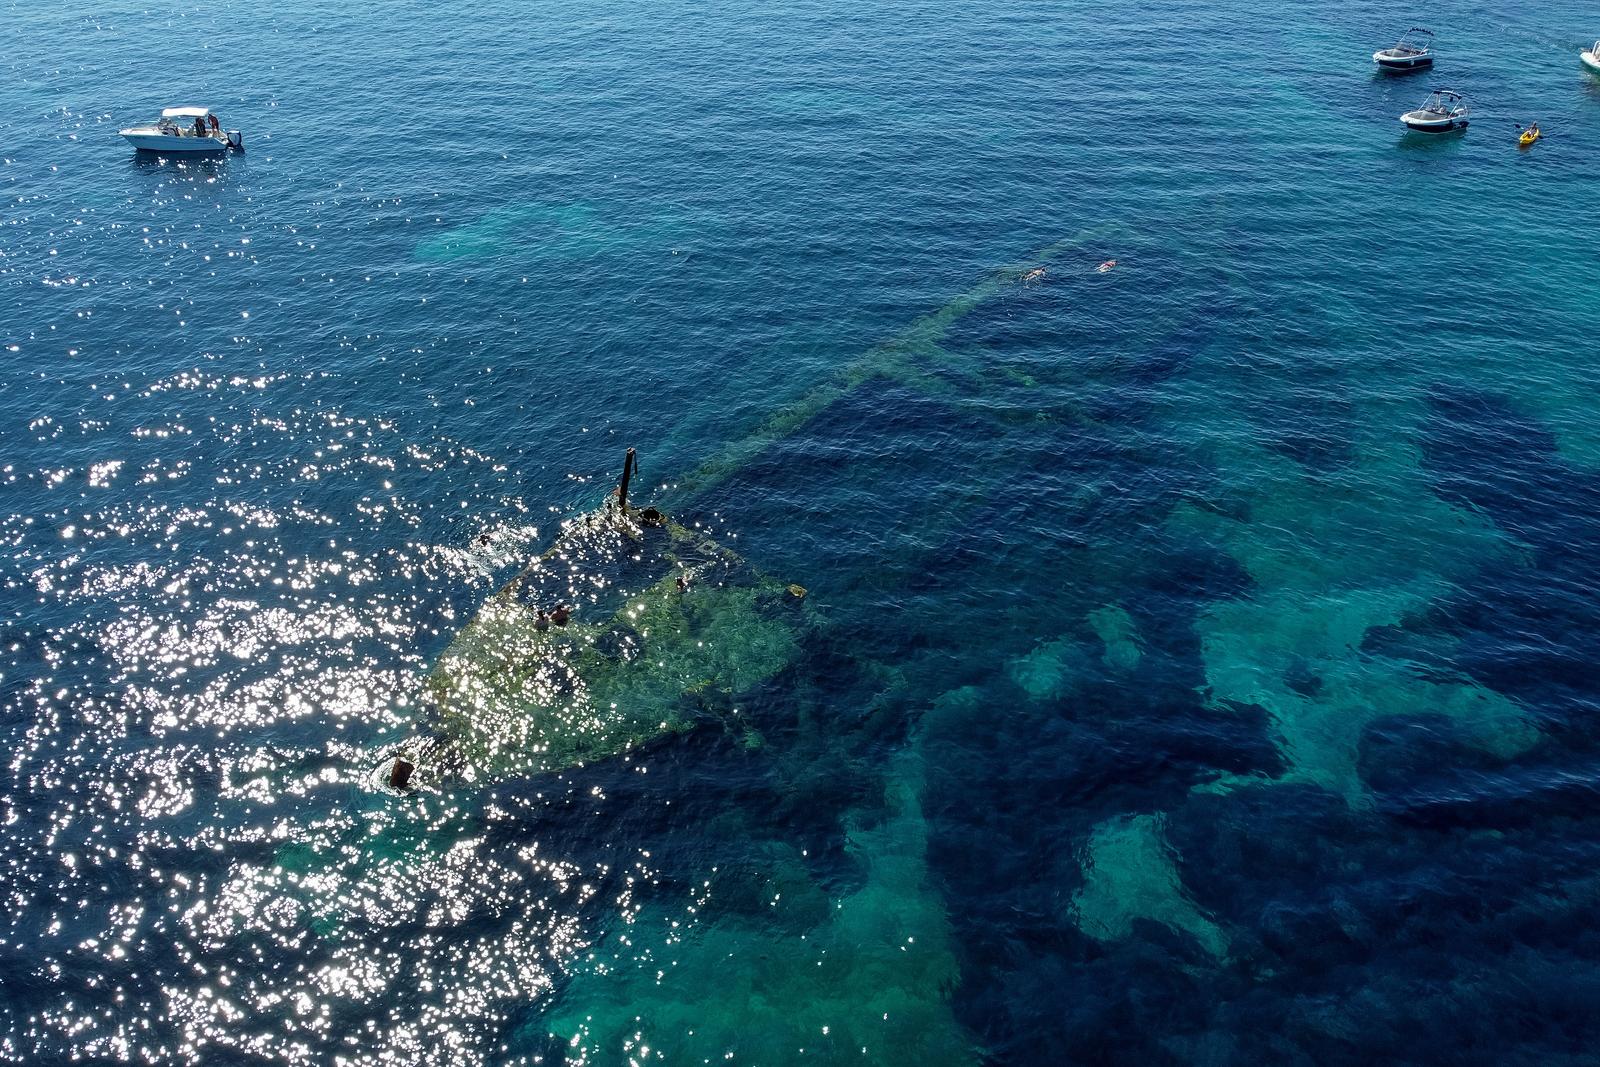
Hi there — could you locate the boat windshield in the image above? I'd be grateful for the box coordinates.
[1424,91,1464,114]
[1392,27,1432,54]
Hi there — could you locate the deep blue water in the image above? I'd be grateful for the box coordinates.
[6,0,1600,1063]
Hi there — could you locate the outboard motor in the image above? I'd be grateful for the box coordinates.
[227,130,244,153]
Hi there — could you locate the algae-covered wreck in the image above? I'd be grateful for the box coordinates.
[395,454,815,784]
[396,226,1124,786]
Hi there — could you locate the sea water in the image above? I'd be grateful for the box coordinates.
[5,0,1600,1063]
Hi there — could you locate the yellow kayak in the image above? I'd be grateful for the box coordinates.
[1519,127,1542,146]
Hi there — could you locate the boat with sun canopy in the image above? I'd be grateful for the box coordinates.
[119,106,242,153]
[1400,88,1469,133]
[1374,27,1435,71]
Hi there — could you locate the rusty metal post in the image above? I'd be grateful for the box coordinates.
[389,756,415,790]
[617,448,637,516]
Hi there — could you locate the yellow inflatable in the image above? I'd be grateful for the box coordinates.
[1519,125,1542,146]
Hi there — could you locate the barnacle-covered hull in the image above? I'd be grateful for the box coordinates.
[408,505,812,782]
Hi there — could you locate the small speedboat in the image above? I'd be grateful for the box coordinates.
[1400,88,1469,133]
[119,107,242,153]
[1374,28,1435,71]
[1582,41,1600,76]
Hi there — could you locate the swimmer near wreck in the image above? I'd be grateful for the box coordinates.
[1023,259,1116,284]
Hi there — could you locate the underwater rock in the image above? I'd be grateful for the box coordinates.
[1088,603,1143,673]
[414,201,691,263]
[1072,812,1230,960]
[1171,444,1539,805]
[1007,635,1093,701]
[544,748,979,1066]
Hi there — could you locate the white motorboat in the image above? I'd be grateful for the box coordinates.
[119,107,242,153]
[1374,28,1435,71]
[1582,41,1600,76]
[1400,88,1469,133]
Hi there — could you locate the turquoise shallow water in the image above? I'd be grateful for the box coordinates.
[5,0,1600,1063]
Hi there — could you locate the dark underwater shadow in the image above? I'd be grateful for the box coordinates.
[1370,66,1433,85]
[1394,129,1472,153]
[1420,387,1600,754]
[127,152,236,181]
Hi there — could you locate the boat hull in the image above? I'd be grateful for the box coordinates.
[120,129,241,153]
[1374,50,1433,70]
[1582,50,1600,76]
[1400,112,1467,133]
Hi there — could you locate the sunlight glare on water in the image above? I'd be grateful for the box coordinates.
[7,0,1600,1063]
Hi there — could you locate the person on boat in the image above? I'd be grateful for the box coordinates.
[193,116,206,138]
[208,113,220,134]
